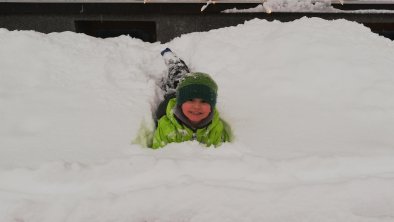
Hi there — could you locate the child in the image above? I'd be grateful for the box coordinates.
[152,48,231,149]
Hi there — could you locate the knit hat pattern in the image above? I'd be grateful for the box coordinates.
[176,72,218,108]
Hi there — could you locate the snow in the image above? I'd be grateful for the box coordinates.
[1,17,394,221]
[224,0,340,13]
[223,0,394,13]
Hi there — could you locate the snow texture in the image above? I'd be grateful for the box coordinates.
[232,0,339,13]
[222,0,394,13]
[1,17,394,221]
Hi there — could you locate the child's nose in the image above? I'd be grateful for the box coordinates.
[192,101,201,108]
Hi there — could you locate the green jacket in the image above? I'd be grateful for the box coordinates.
[152,98,231,149]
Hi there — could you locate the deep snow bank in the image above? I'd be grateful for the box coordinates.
[1,17,394,221]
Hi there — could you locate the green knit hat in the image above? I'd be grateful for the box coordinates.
[176,72,218,109]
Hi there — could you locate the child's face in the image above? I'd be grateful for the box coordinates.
[181,98,211,124]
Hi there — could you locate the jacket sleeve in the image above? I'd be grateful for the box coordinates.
[204,119,232,147]
[221,119,233,143]
[152,116,175,149]
[152,122,167,149]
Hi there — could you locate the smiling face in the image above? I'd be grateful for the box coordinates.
[181,98,212,124]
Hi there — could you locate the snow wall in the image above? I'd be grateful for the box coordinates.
[1,17,394,221]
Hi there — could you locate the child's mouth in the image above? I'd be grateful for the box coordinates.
[189,111,203,115]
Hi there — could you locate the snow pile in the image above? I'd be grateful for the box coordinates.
[263,0,339,12]
[223,0,394,13]
[223,0,340,13]
[1,17,394,221]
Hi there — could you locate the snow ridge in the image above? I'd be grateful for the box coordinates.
[1,17,394,221]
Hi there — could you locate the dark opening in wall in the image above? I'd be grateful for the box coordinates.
[363,23,394,40]
[75,21,156,42]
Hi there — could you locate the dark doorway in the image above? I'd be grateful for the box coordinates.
[75,20,156,42]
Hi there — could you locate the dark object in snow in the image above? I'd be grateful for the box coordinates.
[160,47,172,56]
[155,48,190,125]
[160,48,190,93]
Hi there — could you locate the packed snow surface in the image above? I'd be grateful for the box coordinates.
[1,17,394,221]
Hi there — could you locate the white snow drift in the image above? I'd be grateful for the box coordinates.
[1,17,394,221]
